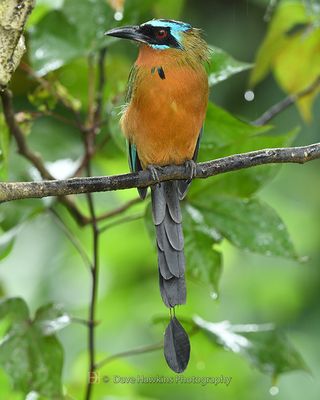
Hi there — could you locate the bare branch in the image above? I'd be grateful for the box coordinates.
[253,76,320,126]
[95,341,163,370]
[49,208,92,271]
[95,324,200,370]
[95,196,143,223]
[0,142,319,203]
[99,212,145,234]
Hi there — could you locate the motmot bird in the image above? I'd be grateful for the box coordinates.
[106,20,209,370]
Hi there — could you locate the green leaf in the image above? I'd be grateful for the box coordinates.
[192,102,297,198]
[26,0,64,27]
[190,197,297,259]
[208,46,253,86]
[29,0,113,75]
[183,204,222,293]
[250,1,310,86]
[0,298,69,397]
[249,1,320,121]
[28,11,83,76]
[194,316,309,377]
[200,102,271,152]
[194,122,298,198]
[273,27,320,122]
[34,304,71,336]
[0,298,28,321]
[61,0,113,53]
[0,226,21,261]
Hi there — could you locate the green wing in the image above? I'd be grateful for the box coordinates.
[125,66,147,199]
[125,65,138,103]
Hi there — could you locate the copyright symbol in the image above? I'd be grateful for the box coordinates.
[103,375,110,383]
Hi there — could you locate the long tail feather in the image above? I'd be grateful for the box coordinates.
[151,181,186,307]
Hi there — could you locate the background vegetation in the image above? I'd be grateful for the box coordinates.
[0,0,319,399]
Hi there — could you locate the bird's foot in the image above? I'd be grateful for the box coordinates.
[184,160,197,181]
[147,164,163,186]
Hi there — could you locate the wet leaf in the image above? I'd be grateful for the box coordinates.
[250,1,320,121]
[192,102,297,198]
[201,102,271,151]
[183,204,222,293]
[273,27,320,121]
[209,46,253,86]
[0,298,68,397]
[194,316,309,377]
[250,1,310,86]
[164,317,190,373]
[62,0,113,53]
[29,0,113,75]
[190,196,297,259]
[26,0,64,27]
[28,11,83,76]
[34,304,71,336]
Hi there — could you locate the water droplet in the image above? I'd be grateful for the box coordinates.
[114,11,123,21]
[244,90,255,102]
[210,291,218,300]
[35,48,45,59]
[269,386,279,396]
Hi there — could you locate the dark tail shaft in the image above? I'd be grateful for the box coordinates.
[151,181,186,307]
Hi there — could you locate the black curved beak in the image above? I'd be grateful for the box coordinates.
[105,26,149,44]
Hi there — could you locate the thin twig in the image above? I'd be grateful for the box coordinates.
[85,183,100,400]
[99,212,145,234]
[252,76,320,126]
[95,342,164,370]
[95,325,200,370]
[71,317,98,328]
[74,48,109,178]
[94,47,107,125]
[85,54,102,400]
[0,142,319,203]
[49,207,92,271]
[95,196,143,223]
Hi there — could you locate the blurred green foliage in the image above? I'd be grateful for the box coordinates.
[0,0,320,399]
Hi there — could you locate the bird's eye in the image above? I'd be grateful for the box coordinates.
[156,29,168,39]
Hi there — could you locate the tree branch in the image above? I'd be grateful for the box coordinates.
[85,53,103,400]
[252,76,320,126]
[99,212,145,234]
[0,142,319,203]
[95,196,143,223]
[49,207,92,271]
[95,341,164,370]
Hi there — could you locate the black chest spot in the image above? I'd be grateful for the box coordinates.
[151,66,166,80]
[157,67,166,80]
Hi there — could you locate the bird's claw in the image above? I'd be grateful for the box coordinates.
[184,160,197,181]
[147,165,162,187]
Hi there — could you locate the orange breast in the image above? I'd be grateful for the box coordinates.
[121,48,209,167]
